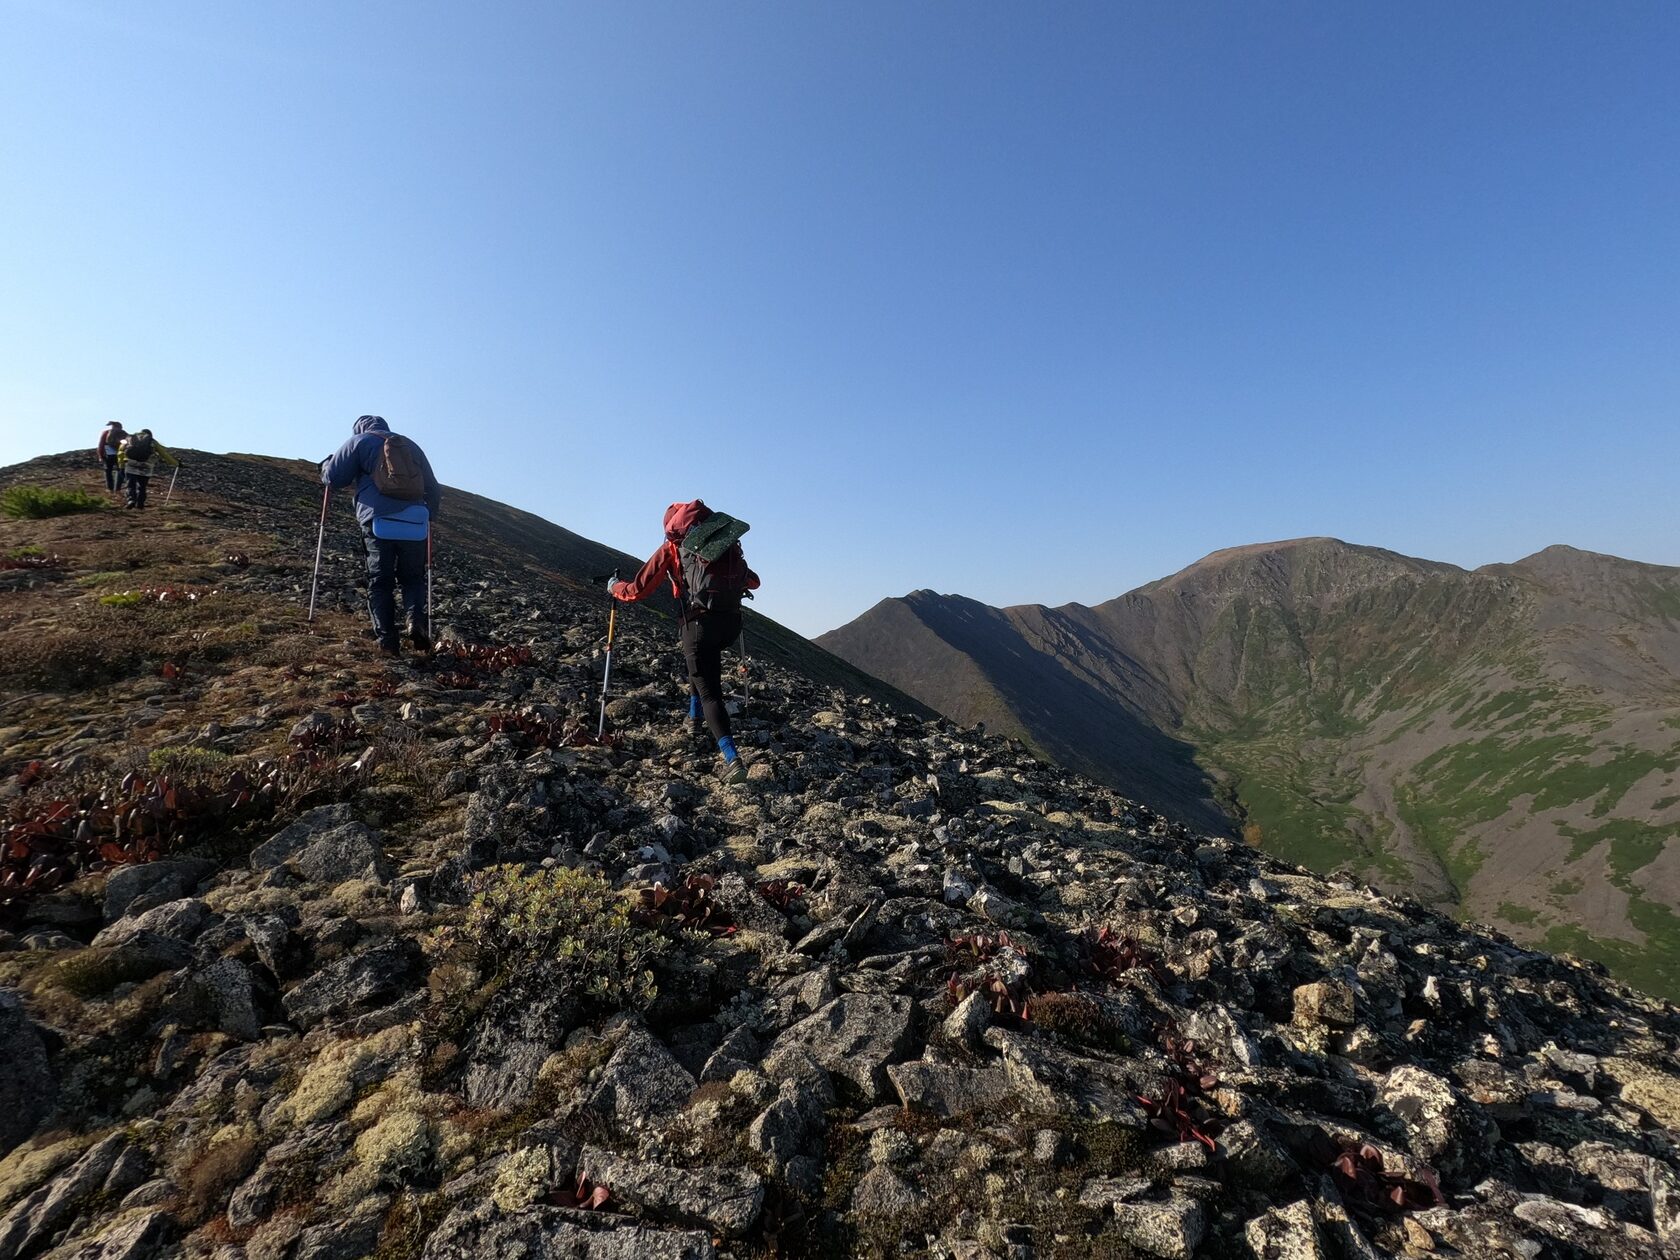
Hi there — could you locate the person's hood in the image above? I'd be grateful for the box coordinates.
[353,415,389,436]
[663,499,710,542]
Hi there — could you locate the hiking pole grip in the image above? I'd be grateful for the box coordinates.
[307,485,330,623]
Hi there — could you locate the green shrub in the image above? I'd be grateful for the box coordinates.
[7,545,44,559]
[0,486,104,519]
[454,866,664,1010]
[99,592,143,608]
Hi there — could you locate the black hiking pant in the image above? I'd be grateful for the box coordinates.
[125,474,150,509]
[362,526,428,646]
[103,455,124,492]
[680,608,742,742]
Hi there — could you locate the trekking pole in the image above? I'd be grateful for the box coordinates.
[738,623,750,711]
[426,523,435,638]
[307,485,330,623]
[596,571,620,740]
[164,465,180,506]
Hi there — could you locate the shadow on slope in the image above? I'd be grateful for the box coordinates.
[902,593,1228,833]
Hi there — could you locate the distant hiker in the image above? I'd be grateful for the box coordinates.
[611,500,759,783]
[117,429,179,510]
[320,415,441,657]
[95,421,127,493]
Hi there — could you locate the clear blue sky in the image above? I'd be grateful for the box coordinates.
[3,2,1676,636]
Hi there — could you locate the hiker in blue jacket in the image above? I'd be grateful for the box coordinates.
[321,415,442,657]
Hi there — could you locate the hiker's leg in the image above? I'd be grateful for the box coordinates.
[103,456,117,492]
[130,476,148,508]
[363,529,399,645]
[395,539,427,639]
[681,616,732,742]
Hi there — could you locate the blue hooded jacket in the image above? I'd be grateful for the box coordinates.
[321,416,442,529]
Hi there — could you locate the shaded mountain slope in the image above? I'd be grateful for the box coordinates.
[0,453,1679,1257]
[820,538,1680,998]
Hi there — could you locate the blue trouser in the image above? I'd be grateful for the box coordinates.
[362,526,427,644]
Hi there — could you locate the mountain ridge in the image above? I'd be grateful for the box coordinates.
[819,537,1680,998]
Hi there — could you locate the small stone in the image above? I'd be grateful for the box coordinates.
[851,1165,924,1217]
[1292,980,1355,1029]
[1244,1200,1325,1260]
[1111,1196,1206,1259]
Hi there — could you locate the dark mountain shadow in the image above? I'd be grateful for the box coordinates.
[905,593,1230,833]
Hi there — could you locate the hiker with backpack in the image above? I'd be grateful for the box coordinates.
[320,415,441,657]
[95,421,127,493]
[116,429,179,510]
[610,500,759,783]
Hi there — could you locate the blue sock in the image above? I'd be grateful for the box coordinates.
[689,695,702,721]
[718,737,738,763]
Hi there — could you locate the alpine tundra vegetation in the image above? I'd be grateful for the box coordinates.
[0,450,1677,1259]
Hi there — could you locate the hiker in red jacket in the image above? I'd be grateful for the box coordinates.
[611,500,759,783]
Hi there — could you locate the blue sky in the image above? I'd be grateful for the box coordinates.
[3,2,1676,636]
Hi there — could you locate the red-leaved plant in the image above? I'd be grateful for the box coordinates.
[632,875,737,938]
[1084,925,1169,985]
[1326,1139,1444,1212]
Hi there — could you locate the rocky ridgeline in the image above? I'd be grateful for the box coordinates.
[0,452,1678,1258]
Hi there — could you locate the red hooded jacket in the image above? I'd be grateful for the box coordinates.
[613,500,760,607]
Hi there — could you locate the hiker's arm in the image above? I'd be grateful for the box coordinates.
[613,546,672,603]
[320,438,362,490]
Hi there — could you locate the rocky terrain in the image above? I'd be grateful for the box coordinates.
[818,538,1680,999]
[0,454,1678,1258]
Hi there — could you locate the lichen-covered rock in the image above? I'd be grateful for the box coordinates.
[850,1166,923,1218]
[90,897,210,950]
[249,805,356,869]
[103,859,212,921]
[1245,1200,1324,1260]
[466,992,581,1109]
[281,937,419,1028]
[764,994,913,1102]
[420,1202,715,1260]
[36,1209,174,1259]
[577,1146,763,1237]
[0,1134,128,1260]
[1292,980,1354,1029]
[580,1023,695,1131]
[886,1057,1011,1117]
[0,995,54,1160]
[1110,1196,1206,1259]
[746,1081,827,1178]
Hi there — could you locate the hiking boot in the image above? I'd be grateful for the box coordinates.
[410,629,433,656]
[718,757,749,786]
[377,638,403,658]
